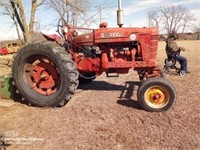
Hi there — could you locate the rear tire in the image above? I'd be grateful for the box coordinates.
[137,77,176,112]
[12,41,79,107]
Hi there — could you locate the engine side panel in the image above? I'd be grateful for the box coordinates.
[94,27,158,43]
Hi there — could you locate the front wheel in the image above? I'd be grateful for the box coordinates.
[137,77,176,112]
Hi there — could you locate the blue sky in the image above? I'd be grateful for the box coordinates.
[0,0,199,40]
[96,0,200,28]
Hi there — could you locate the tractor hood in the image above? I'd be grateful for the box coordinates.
[94,27,158,43]
[72,27,158,46]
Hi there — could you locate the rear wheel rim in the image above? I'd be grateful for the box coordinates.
[144,86,170,109]
[23,55,60,96]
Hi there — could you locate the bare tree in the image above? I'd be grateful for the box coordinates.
[147,5,196,34]
[46,0,108,28]
[79,0,109,27]
[160,5,187,34]
[0,1,21,42]
[46,0,69,24]
[181,9,196,34]
[47,0,89,27]
[147,10,161,28]
[1,0,46,43]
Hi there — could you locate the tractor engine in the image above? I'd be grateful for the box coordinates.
[70,25,159,78]
[97,42,138,74]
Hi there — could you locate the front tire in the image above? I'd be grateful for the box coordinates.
[12,41,79,107]
[137,77,176,112]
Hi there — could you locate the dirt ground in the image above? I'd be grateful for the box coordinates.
[0,40,199,150]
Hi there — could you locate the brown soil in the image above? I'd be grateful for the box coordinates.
[0,41,199,150]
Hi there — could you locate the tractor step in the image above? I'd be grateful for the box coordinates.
[106,72,119,77]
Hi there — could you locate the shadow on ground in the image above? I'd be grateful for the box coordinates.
[78,80,142,110]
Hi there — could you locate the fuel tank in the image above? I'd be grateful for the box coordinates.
[72,32,94,46]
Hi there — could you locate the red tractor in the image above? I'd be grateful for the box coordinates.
[12,1,176,112]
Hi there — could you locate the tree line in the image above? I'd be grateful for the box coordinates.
[147,5,196,34]
[0,0,107,43]
[0,0,198,43]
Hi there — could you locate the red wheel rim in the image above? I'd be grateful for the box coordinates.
[23,55,60,96]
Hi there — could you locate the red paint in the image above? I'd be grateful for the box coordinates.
[43,25,160,79]
[25,60,59,96]
[0,47,8,55]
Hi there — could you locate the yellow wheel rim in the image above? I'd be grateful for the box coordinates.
[144,86,170,109]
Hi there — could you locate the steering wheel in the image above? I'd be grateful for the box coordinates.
[57,18,67,37]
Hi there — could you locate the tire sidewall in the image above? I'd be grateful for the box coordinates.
[137,77,176,112]
[13,42,73,106]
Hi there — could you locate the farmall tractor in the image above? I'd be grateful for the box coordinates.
[12,0,176,112]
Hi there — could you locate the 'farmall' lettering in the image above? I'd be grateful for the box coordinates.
[100,32,123,38]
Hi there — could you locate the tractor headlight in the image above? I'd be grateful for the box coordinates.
[129,33,137,41]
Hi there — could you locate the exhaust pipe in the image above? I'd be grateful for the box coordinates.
[117,0,124,27]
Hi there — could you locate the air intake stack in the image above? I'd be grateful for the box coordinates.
[117,0,124,27]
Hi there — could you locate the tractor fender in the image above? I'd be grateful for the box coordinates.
[42,33,62,45]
